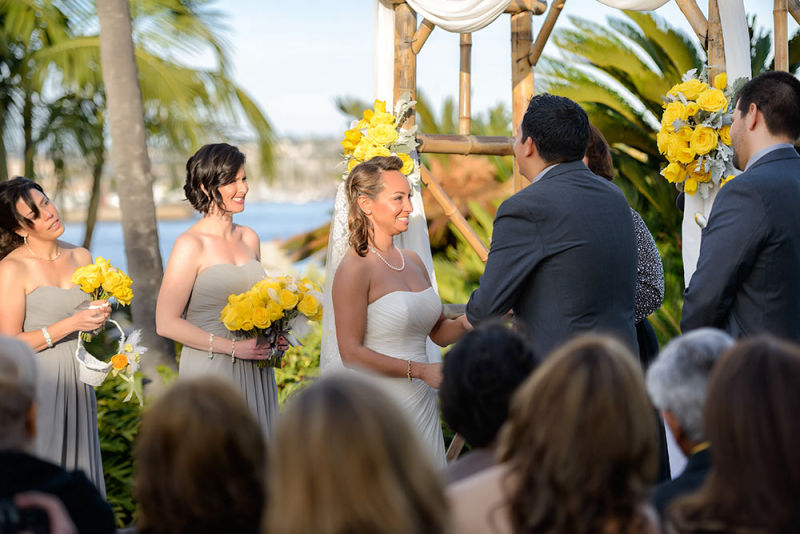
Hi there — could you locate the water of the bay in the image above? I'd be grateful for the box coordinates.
[60,199,334,272]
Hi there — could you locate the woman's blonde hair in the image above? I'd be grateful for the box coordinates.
[345,155,404,257]
[499,335,658,534]
[266,374,448,534]
[134,377,266,534]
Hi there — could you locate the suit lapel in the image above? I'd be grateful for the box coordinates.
[746,147,800,173]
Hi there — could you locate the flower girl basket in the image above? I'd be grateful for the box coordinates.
[74,318,124,387]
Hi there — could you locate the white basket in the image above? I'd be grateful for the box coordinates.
[74,318,124,387]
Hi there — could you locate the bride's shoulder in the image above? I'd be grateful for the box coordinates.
[335,249,372,277]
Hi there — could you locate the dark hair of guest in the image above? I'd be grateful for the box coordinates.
[184,143,246,214]
[585,123,615,180]
[668,336,800,534]
[440,320,540,448]
[0,177,46,259]
[735,71,800,141]
[520,93,590,163]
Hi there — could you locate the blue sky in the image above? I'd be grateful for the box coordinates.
[220,0,796,138]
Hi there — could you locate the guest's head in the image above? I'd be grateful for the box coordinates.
[0,177,62,260]
[134,376,266,534]
[583,123,615,180]
[670,336,800,534]
[731,71,800,169]
[440,320,540,449]
[0,335,38,453]
[646,328,732,455]
[499,335,658,534]
[515,94,589,179]
[345,155,411,257]
[266,374,447,534]
[184,143,247,215]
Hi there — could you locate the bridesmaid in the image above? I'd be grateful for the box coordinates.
[156,143,284,436]
[0,177,110,493]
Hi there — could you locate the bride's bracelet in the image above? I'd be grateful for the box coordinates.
[407,359,412,382]
[208,333,215,360]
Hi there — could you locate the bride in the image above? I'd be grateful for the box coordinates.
[327,155,470,467]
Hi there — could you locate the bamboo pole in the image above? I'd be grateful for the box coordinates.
[505,0,547,14]
[775,0,789,71]
[675,0,708,44]
[459,33,472,135]
[528,0,566,67]
[707,0,725,79]
[412,19,435,55]
[420,165,489,262]
[417,134,513,155]
[394,2,417,126]
[512,12,534,192]
[790,0,800,25]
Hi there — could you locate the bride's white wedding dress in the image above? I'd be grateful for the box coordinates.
[362,286,446,467]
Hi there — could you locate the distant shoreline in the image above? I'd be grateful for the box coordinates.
[63,203,195,223]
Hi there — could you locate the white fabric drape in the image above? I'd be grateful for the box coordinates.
[595,0,670,9]
[405,0,512,32]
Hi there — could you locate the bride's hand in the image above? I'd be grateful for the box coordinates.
[419,362,443,389]
[232,337,273,360]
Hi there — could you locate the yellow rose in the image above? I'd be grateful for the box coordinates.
[397,152,415,175]
[656,130,670,155]
[719,125,731,145]
[365,145,392,161]
[696,88,728,113]
[373,100,387,114]
[676,127,694,144]
[683,102,699,119]
[266,300,284,322]
[664,134,683,163]
[690,126,718,155]
[297,294,320,318]
[366,123,399,146]
[102,271,123,294]
[688,165,711,183]
[683,177,698,195]
[111,353,128,371]
[279,289,299,310]
[115,287,133,306]
[355,109,374,129]
[347,158,360,172]
[353,138,372,161]
[720,174,735,188]
[369,111,395,127]
[72,265,102,293]
[341,128,362,154]
[662,162,687,184]
[252,306,271,329]
[675,143,696,164]
[669,78,708,100]
[661,102,685,132]
[713,72,727,90]
[95,257,112,275]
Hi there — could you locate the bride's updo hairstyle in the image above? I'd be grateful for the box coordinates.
[184,143,246,214]
[346,155,404,257]
[0,177,46,260]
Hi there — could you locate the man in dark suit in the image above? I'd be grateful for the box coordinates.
[465,94,638,357]
[646,328,733,519]
[681,72,800,339]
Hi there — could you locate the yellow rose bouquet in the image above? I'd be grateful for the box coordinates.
[658,68,744,197]
[340,92,420,184]
[71,257,133,342]
[220,275,323,368]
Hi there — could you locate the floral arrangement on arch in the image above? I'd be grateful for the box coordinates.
[220,275,323,368]
[657,68,743,198]
[340,92,420,184]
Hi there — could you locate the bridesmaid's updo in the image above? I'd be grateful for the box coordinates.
[184,143,246,214]
[346,155,404,257]
[0,177,46,260]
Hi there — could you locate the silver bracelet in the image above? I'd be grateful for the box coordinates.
[41,327,53,349]
[208,332,214,359]
[230,338,236,364]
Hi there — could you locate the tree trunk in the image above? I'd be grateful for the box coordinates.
[23,75,34,178]
[96,0,176,387]
[0,117,8,182]
[83,150,104,249]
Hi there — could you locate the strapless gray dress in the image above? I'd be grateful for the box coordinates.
[23,286,105,495]
[178,260,279,436]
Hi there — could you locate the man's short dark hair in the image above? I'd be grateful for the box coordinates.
[735,71,800,141]
[440,321,541,448]
[520,93,590,163]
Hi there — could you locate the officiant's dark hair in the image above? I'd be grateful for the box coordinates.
[184,143,246,214]
[346,155,404,257]
[521,94,589,163]
[0,177,47,260]
[669,336,800,534]
[735,71,800,141]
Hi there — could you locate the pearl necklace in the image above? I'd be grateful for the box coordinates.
[370,246,405,271]
[25,237,61,262]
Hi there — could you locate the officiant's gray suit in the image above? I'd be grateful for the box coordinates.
[681,146,800,340]
[465,160,638,357]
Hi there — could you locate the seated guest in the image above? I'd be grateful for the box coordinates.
[645,328,732,518]
[0,335,115,534]
[440,321,540,485]
[668,336,800,534]
[449,335,659,534]
[266,374,448,534]
[133,376,266,534]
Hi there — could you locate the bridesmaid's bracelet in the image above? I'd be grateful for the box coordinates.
[208,333,214,359]
[407,359,412,382]
[231,339,236,364]
[41,327,53,349]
